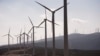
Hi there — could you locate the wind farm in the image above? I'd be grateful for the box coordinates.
[0,0,100,56]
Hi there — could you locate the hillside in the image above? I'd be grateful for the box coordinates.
[35,32,100,50]
[0,32,100,56]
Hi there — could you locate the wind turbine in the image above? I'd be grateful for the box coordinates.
[15,29,22,49]
[19,29,22,49]
[35,1,64,56]
[28,17,42,56]
[20,28,30,55]
[22,32,29,46]
[2,29,13,51]
[17,36,19,44]
[64,0,69,56]
[22,31,26,55]
[38,9,59,56]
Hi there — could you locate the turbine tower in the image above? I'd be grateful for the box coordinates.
[64,0,69,56]
[19,29,22,49]
[35,1,63,56]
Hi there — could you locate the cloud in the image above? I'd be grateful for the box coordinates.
[71,18,87,24]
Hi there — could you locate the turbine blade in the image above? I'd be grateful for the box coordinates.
[9,35,13,38]
[15,33,23,38]
[8,28,10,34]
[28,16,34,26]
[54,2,69,12]
[17,36,19,38]
[20,29,22,34]
[20,34,23,37]
[35,1,52,12]
[38,20,45,27]
[15,35,20,37]
[37,27,44,28]
[54,6,63,12]
[2,34,8,37]
[24,33,27,36]
[26,34,30,37]
[28,27,33,34]
[31,33,33,38]
[45,9,47,19]
[10,35,14,43]
[34,26,44,28]
[47,19,59,25]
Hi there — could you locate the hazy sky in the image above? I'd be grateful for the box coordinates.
[0,0,100,45]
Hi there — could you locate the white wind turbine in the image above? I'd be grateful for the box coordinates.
[35,1,67,56]
[15,29,22,49]
[2,28,14,51]
[28,17,42,56]
[38,9,59,56]
[21,28,30,55]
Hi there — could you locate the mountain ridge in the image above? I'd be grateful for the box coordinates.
[0,32,100,50]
